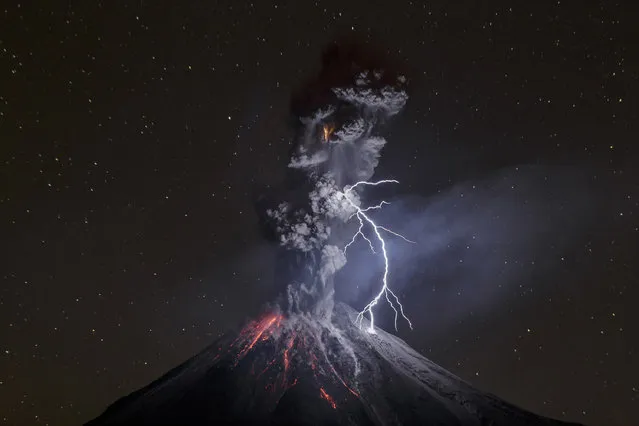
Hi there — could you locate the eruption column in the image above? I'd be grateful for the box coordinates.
[340,180,415,333]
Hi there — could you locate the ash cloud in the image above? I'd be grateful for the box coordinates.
[288,41,409,185]
[258,40,409,318]
[288,74,407,184]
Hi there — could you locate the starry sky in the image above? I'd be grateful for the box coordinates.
[1,1,637,425]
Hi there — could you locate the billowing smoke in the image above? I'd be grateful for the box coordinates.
[260,41,409,322]
[335,165,598,334]
[288,69,407,185]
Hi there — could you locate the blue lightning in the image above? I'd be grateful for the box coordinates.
[340,180,415,333]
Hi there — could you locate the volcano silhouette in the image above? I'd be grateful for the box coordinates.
[87,303,583,426]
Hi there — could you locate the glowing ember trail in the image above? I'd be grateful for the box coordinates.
[329,364,360,398]
[283,336,295,373]
[319,387,337,409]
[281,335,296,386]
[340,180,416,333]
[236,313,283,360]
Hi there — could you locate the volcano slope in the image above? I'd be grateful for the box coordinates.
[87,303,584,426]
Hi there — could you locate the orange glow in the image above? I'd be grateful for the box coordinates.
[319,387,337,409]
[237,313,282,359]
[283,336,295,374]
[322,123,335,142]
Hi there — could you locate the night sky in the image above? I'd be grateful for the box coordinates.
[1,1,638,425]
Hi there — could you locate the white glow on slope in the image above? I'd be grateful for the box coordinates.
[340,180,415,333]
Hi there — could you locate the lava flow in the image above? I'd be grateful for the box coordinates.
[221,311,362,411]
[319,387,338,409]
[235,313,284,362]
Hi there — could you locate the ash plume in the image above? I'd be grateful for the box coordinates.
[260,41,409,321]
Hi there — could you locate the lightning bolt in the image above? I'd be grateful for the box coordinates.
[340,180,415,333]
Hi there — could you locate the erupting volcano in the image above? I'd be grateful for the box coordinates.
[87,41,586,426]
[87,304,582,426]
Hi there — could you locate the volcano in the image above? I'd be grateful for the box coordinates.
[86,303,582,426]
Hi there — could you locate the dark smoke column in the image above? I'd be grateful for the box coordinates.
[262,41,409,321]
